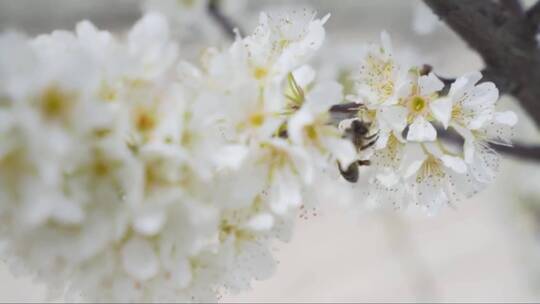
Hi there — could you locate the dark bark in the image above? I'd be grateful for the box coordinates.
[527,1,540,26]
[436,128,540,163]
[207,1,540,162]
[424,0,540,128]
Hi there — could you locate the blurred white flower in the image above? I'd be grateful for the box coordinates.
[0,3,521,302]
[412,2,442,35]
[0,9,347,303]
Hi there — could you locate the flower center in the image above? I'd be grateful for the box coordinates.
[253,67,268,80]
[136,111,157,132]
[249,112,265,127]
[305,125,318,141]
[40,86,74,120]
[411,96,426,113]
[417,155,444,183]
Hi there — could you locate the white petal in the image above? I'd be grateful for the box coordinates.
[246,213,275,231]
[379,106,408,134]
[407,116,437,142]
[288,108,313,144]
[415,176,449,211]
[463,139,475,164]
[419,72,444,95]
[213,144,249,171]
[51,199,85,225]
[121,237,159,281]
[413,3,440,35]
[375,130,390,149]
[270,172,301,214]
[403,146,428,179]
[396,81,413,100]
[429,97,452,129]
[449,72,482,99]
[376,171,400,187]
[133,209,166,236]
[493,111,518,126]
[470,82,499,107]
[321,13,331,24]
[292,65,316,88]
[170,258,192,289]
[469,143,499,184]
[128,12,170,52]
[306,81,343,114]
[451,123,475,163]
[324,137,357,168]
[441,155,467,174]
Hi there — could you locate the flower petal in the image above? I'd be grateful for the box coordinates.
[121,237,159,281]
[133,209,166,236]
[407,116,437,142]
[451,123,476,163]
[246,213,275,231]
[213,144,249,171]
[429,97,452,129]
[324,137,357,168]
[415,175,449,212]
[287,108,313,144]
[402,145,428,178]
[449,71,482,99]
[493,111,518,126]
[379,106,408,134]
[305,81,343,114]
[419,72,444,95]
[292,65,315,88]
[441,155,467,174]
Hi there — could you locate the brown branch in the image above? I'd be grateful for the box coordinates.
[500,0,524,16]
[527,1,540,27]
[423,0,540,128]
[329,103,540,162]
[436,128,540,163]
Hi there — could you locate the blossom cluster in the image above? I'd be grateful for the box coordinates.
[0,6,516,303]
[349,32,517,211]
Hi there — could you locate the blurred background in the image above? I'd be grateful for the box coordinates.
[1,0,540,302]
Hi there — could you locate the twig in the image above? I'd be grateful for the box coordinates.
[437,127,540,162]
[423,0,540,128]
[329,103,540,162]
[207,0,243,40]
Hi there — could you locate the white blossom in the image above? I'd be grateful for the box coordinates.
[350,33,517,210]
[0,5,520,303]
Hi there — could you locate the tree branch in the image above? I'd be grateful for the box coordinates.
[208,0,243,40]
[329,102,540,162]
[500,0,524,16]
[436,128,540,163]
[527,0,540,27]
[423,0,540,128]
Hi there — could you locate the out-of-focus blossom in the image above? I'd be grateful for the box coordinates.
[0,4,518,302]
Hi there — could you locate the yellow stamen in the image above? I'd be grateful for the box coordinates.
[249,113,265,127]
[253,67,268,80]
[40,86,74,120]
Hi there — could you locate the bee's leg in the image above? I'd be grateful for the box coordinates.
[360,137,378,150]
[337,161,360,183]
[357,160,371,166]
[364,132,378,140]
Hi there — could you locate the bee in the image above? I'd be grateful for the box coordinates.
[337,118,378,183]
